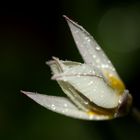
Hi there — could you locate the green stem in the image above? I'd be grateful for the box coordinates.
[131,107,140,123]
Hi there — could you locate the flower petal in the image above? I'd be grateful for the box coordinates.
[21,91,110,120]
[46,57,82,74]
[53,68,120,109]
[63,15,119,78]
[47,57,119,109]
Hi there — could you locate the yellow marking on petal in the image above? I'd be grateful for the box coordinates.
[87,111,113,119]
[105,72,125,93]
[87,111,95,115]
[87,111,96,118]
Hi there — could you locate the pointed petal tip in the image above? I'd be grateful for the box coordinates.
[63,15,78,26]
[21,90,29,94]
[52,56,59,61]
[46,60,53,66]
[63,15,72,22]
[20,90,36,97]
[20,90,27,95]
[21,90,33,99]
[63,15,90,38]
[63,15,71,21]
[51,72,62,79]
[62,15,68,19]
[45,56,58,66]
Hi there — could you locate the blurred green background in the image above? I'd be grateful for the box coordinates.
[0,0,140,140]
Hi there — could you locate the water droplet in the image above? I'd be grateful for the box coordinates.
[108,60,111,64]
[88,81,93,85]
[118,99,122,104]
[76,75,80,78]
[51,104,56,110]
[100,94,104,98]
[93,89,96,92]
[85,37,91,43]
[95,46,101,51]
[92,55,96,58]
[84,101,89,105]
[79,114,82,118]
[83,73,88,75]
[74,30,79,34]
[96,59,100,63]
[112,68,115,71]
[64,103,68,107]
[101,64,109,68]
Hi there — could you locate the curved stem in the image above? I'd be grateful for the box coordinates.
[131,107,140,123]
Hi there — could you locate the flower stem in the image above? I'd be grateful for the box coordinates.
[131,107,140,123]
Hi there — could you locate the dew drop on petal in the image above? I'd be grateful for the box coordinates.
[92,55,96,58]
[88,81,93,85]
[96,59,100,63]
[51,104,56,110]
[95,46,101,51]
[64,103,68,107]
[84,101,89,105]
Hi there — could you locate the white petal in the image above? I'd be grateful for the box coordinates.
[46,57,82,75]
[52,63,102,80]
[47,58,91,111]
[64,15,119,78]
[21,91,109,120]
[54,69,120,108]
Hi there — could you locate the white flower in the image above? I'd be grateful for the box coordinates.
[21,15,132,120]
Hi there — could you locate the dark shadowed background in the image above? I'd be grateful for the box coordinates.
[0,0,140,140]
